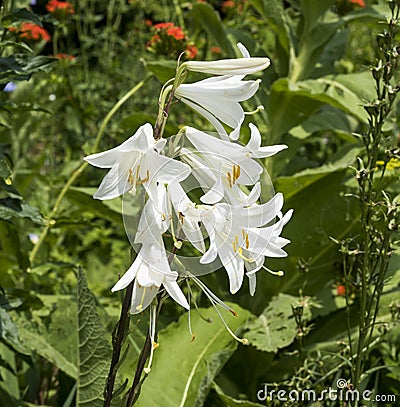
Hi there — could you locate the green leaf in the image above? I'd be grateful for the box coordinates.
[0,145,12,180]
[144,60,176,83]
[136,303,251,407]
[0,55,55,84]
[300,0,335,32]
[290,5,383,81]
[0,344,19,402]
[0,41,33,53]
[191,3,235,56]
[289,106,357,140]
[0,308,27,354]
[268,73,373,138]
[264,171,360,297]
[0,157,12,180]
[210,383,263,407]
[268,78,323,139]
[0,197,45,224]
[244,294,309,353]
[17,323,78,378]
[252,0,293,75]
[275,143,362,199]
[77,268,111,406]
[66,187,124,225]
[1,8,43,28]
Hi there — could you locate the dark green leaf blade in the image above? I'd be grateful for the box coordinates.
[77,268,111,406]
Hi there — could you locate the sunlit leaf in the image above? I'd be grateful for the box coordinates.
[136,303,252,407]
[244,294,310,353]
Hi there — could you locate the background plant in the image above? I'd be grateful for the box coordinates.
[0,0,399,406]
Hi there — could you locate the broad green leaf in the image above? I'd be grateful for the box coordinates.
[77,268,111,406]
[0,308,28,355]
[191,3,234,56]
[278,171,360,294]
[136,304,251,407]
[269,73,373,138]
[244,294,310,353]
[275,143,362,199]
[290,6,383,81]
[1,8,43,28]
[289,106,357,140]
[47,298,78,367]
[0,55,55,84]
[300,0,335,32]
[0,344,19,403]
[66,187,124,225]
[17,324,78,378]
[0,197,45,224]
[268,78,323,139]
[252,0,293,76]
[144,60,176,83]
[0,40,33,53]
[209,383,263,407]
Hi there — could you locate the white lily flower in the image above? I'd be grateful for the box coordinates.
[111,237,189,314]
[134,181,205,253]
[134,182,170,245]
[167,182,206,253]
[245,209,293,295]
[184,42,270,76]
[199,193,292,294]
[175,76,260,140]
[182,127,286,205]
[84,123,191,200]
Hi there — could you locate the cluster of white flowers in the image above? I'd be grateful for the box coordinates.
[84,44,292,320]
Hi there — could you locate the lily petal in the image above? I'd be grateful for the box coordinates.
[164,280,190,310]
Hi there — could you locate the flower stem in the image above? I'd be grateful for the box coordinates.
[125,246,179,406]
[29,77,150,266]
[103,280,134,407]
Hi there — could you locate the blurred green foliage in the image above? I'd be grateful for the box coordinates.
[0,0,399,406]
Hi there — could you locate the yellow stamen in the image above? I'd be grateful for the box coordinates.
[136,287,147,311]
[232,240,237,252]
[227,171,232,188]
[128,169,134,184]
[245,233,249,249]
[233,165,241,182]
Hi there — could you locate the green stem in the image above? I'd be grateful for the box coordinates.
[29,77,151,266]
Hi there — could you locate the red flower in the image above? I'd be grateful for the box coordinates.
[166,26,185,40]
[336,285,346,296]
[186,44,198,59]
[46,0,75,14]
[210,46,222,54]
[55,53,76,60]
[146,34,160,49]
[11,22,51,42]
[222,0,235,9]
[349,0,365,7]
[145,19,153,26]
[153,22,174,30]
